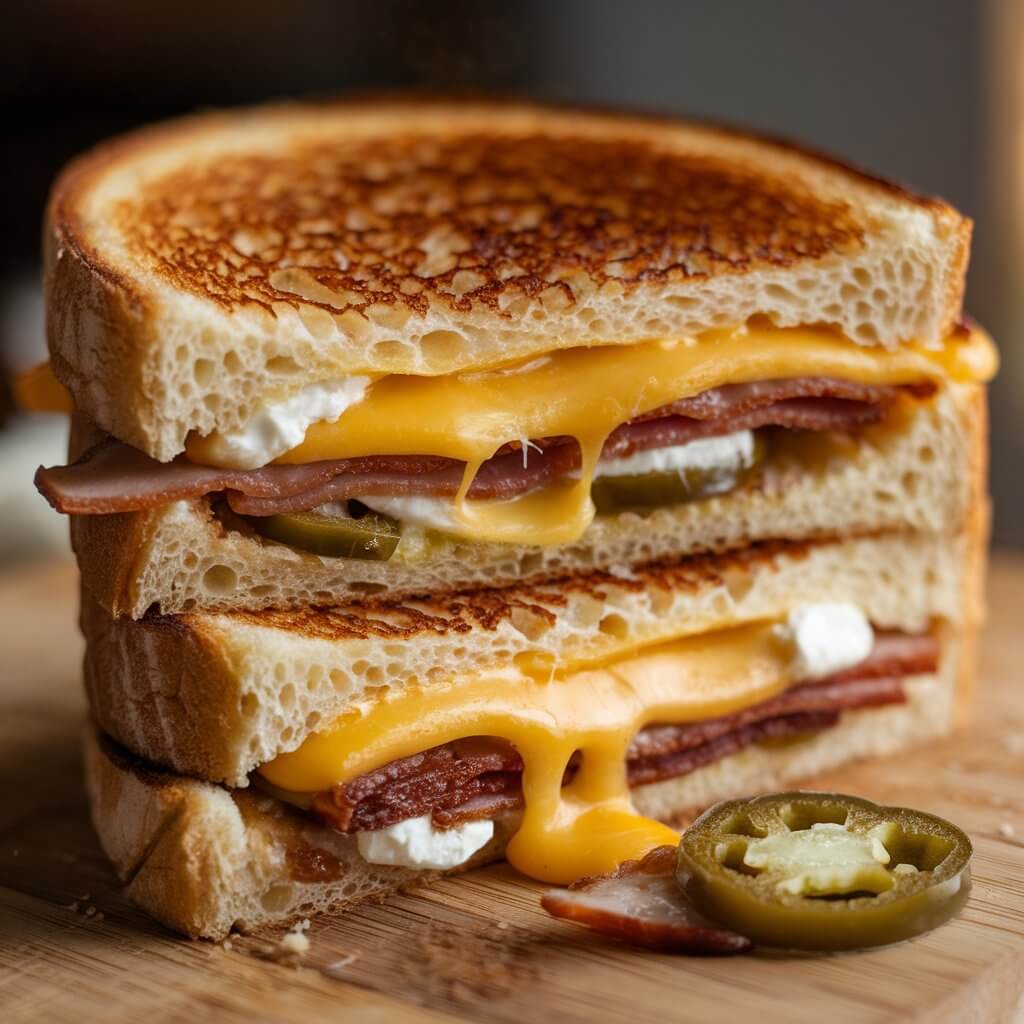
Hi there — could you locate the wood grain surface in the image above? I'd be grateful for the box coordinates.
[1,555,1022,1023]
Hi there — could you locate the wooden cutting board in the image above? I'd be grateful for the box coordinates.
[1,556,1023,1023]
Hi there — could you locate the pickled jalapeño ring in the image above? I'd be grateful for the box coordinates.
[677,792,971,950]
[250,507,401,560]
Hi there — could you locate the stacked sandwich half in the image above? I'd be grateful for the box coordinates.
[29,101,996,938]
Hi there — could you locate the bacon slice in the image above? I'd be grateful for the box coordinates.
[304,632,937,835]
[34,377,930,516]
[541,845,752,954]
[641,376,934,422]
[34,441,463,516]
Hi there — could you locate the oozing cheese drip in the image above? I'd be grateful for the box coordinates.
[260,621,799,884]
[188,323,997,547]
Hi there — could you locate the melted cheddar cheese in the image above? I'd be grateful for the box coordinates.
[194,323,996,546]
[260,620,798,883]
[13,361,74,414]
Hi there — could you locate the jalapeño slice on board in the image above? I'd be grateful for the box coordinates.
[676,792,971,950]
[251,505,401,560]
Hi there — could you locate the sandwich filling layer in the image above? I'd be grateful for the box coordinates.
[34,322,995,551]
[258,609,938,883]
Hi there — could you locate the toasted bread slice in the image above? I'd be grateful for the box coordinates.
[86,631,966,943]
[81,531,981,788]
[70,383,987,618]
[48,99,970,461]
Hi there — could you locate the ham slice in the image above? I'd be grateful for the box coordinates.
[305,632,936,835]
[227,395,888,516]
[541,845,752,954]
[34,377,931,516]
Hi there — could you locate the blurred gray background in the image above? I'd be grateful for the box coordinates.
[3,0,1020,557]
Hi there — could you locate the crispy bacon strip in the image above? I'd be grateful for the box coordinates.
[312,710,846,833]
[34,377,931,516]
[541,845,752,954]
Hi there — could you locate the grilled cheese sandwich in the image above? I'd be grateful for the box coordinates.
[27,97,994,938]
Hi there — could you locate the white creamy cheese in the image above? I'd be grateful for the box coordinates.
[595,430,755,478]
[775,603,874,680]
[356,494,461,532]
[358,430,757,531]
[356,815,495,870]
[203,378,370,469]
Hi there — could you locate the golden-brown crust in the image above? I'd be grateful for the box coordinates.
[111,133,863,321]
[72,511,150,618]
[82,590,242,783]
[92,719,180,790]
[48,96,960,336]
[83,722,512,939]
[45,96,973,461]
[204,540,809,643]
[85,670,963,940]
[64,380,986,620]
[80,525,974,793]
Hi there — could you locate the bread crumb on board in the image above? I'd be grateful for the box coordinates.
[1004,733,1024,756]
[276,919,312,957]
[321,953,359,978]
[64,898,104,921]
[279,930,310,956]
